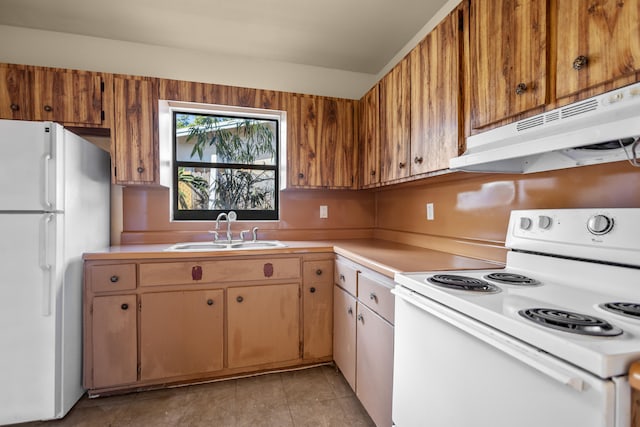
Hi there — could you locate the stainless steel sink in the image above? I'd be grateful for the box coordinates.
[165,241,286,251]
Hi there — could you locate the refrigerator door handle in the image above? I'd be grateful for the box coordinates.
[40,214,53,316]
[43,153,53,210]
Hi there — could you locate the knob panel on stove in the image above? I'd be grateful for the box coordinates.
[587,215,614,235]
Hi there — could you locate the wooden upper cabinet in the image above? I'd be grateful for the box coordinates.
[0,66,30,120]
[470,0,548,129]
[32,70,103,125]
[380,57,411,182]
[410,6,463,175]
[359,85,380,187]
[556,0,640,98]
[286,94,356,188]
[113,77,157,185]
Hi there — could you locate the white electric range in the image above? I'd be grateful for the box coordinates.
[392,208,640,427]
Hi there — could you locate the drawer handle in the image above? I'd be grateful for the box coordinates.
[264,263,274,278]
[357,313,364,323]
[316,269,323,276]
[414,156,423,164]
[398,162,406,169]
[207,299,214,306]
[339,274,345,282]
[110,275,119,283]
[192,265,203,281]
[121,303,129,310]
[310,287,316,293]
[236,296,244,303]
[370,293,378,303]
[347,306,353,315]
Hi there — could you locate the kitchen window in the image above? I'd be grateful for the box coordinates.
[171,110,280,221]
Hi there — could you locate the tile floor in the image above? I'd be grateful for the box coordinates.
[19,365,375,427]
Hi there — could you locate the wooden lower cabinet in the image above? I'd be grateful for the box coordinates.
[302,260,334,360]
[140,290,224,380]
[333,285,357,390]
[356,303,394,427]
[90,295,137,389]
[333,257,395,427]
[227,283,300,369]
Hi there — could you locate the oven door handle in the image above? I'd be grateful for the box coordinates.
[393,286,586,392]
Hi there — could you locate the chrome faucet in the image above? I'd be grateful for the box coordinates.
[215,211,237,242]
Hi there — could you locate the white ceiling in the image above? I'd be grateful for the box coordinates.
[0,0,449,75]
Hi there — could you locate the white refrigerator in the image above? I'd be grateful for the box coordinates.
[0,120,110,425]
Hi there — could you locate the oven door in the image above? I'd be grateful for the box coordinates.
[392,286,620,427]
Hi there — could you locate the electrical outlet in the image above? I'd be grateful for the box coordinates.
[320,205,328,219]
[426,203,434,220]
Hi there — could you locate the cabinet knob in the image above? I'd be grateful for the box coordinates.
[121,303,129,310]
[315,269,323,276]
[137,166,145,173]
[43,105,53,112]
[298,172,305,179]
[357,313,364,323]
[515,83,528,95]
[347,306,353,315]
[370,293,378,303]
[10,103,19,111]
[110,275,119,283]
[370,170,376,176]
[207,299,214,306]
[310,287,316,293]
[339,274,345,282]
[398,162,406,169]
[236,296,244,303]
[414,156,423,164]
[572,55,588,70]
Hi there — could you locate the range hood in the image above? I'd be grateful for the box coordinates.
[450,82,640,173]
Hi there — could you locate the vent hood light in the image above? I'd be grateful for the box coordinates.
[450,83,640,173]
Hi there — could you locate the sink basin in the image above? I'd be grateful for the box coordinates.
[165,241,287,251]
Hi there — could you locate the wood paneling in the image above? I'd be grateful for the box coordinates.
[359,85,380,187]
[410,6,463,175]
[380,57,411,182]
[470,0,548,128]
[113,77,157,184]
[556,0,640,98]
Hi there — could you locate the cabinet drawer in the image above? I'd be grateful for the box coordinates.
[358,271,395,324]
[88,264,137,293]
[335,259,358,296]
[139,257,301,287]
[304,260,333,284]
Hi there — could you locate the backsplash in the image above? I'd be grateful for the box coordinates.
[118,161,639,262]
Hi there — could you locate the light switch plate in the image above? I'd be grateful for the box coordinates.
[320,205,328,219]
[426,203,434,220]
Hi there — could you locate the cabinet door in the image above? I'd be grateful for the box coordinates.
[0,66,30,120]
[380,57,411,182]
[333,285,356,390]
[113,77,157,184]
[303,260,334,360]
[356,303,394,427]
[227,284,300,368]
[140,290,224,381]
[32,69,103,125]
[91,295,137,389]
[556,0,640,98]
[470,0,547,128]
[286,94,356,188]
[410,7,463,174]
[359,85,380,187]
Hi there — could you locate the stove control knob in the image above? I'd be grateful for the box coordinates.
[519,217,533,230]
[587,215,614,235]
[538,215,552,230]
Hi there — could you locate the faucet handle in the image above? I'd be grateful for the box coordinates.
[239,229,251,241]
[208,230,219,241]
[252,226,259,242]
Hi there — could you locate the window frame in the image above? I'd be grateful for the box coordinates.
[171,110,281,221]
